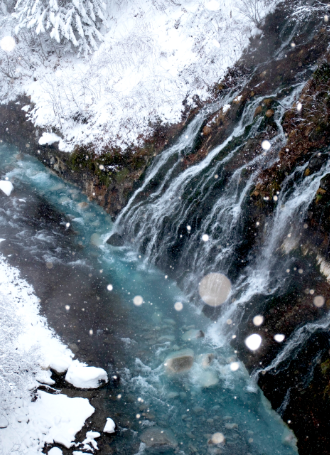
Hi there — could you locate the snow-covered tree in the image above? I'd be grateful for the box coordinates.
[14,0,106,55]
[0,292,38,413]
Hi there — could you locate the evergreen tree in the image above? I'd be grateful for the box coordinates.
[14,0,106,55]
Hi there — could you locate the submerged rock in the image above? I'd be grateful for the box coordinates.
[198,353,215,368]
[182,329,204,342]
[140,427,178,452]
[167,392,179,399]
[106,232,124,247]
[196,370,219,388]
[158,335,175,342]
[164,349,194,374]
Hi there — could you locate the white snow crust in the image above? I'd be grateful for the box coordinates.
[65,360,108,388]
[48,448,63,455]
[0,391,94,452]
[0,0,278,154]
[0,256,99,454]
[38,132,62,145]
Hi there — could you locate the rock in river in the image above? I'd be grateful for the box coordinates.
[140,427,178,452]
[164,349,194,374]
[106,232,124,246]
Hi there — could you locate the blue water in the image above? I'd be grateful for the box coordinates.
[0,144,297,454]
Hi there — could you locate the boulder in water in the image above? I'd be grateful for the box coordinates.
[140,427,178,452]
[198,353,215,368]
[164,349,194,374]
[106,232,124,247]
[182,329,204,342]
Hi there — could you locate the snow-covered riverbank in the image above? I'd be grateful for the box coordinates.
[0,255,110,454]
[0,0,277,154]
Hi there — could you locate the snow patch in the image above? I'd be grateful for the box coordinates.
[38,132,62,146]
[205,0,220,11]
[103,417,116,434]
[222,104,231,113]
[65,360,108,389]
[48,449,63,455]
[317,254,330,283]
[80,431,101,451]
[0,391,95,450]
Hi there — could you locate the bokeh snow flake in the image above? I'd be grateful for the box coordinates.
[313,295,325,308]
[245,334,262,351]
[211,432,225,444]
[133,295,143,306]
[274,334,285,342]
[253,315,264,326]
[174,302,183,311]
[199,272,231,307]
[0,36,15,52]
[261,140,271,151]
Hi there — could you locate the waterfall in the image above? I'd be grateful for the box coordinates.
[113,52,330,398]
[114,83,307,303]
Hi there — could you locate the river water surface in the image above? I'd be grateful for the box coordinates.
[0,144,298,454]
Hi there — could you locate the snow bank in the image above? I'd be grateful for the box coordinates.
[0,391,94,452]
[48,449,63,455]
[0,0,278,153]
[0,180,13,196]
[0,256,100,454]
[38,132,61,146]
[65,360,108,389]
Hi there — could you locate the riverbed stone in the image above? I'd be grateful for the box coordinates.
[225,423,238,430]
[106,232,124,247]
[164,349,194,373]
[140,427,178,452]
[182,329,204,342]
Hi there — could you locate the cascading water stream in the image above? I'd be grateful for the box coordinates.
[114,83,304,305]
[0,143,299,455]
[110,9,330,426]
